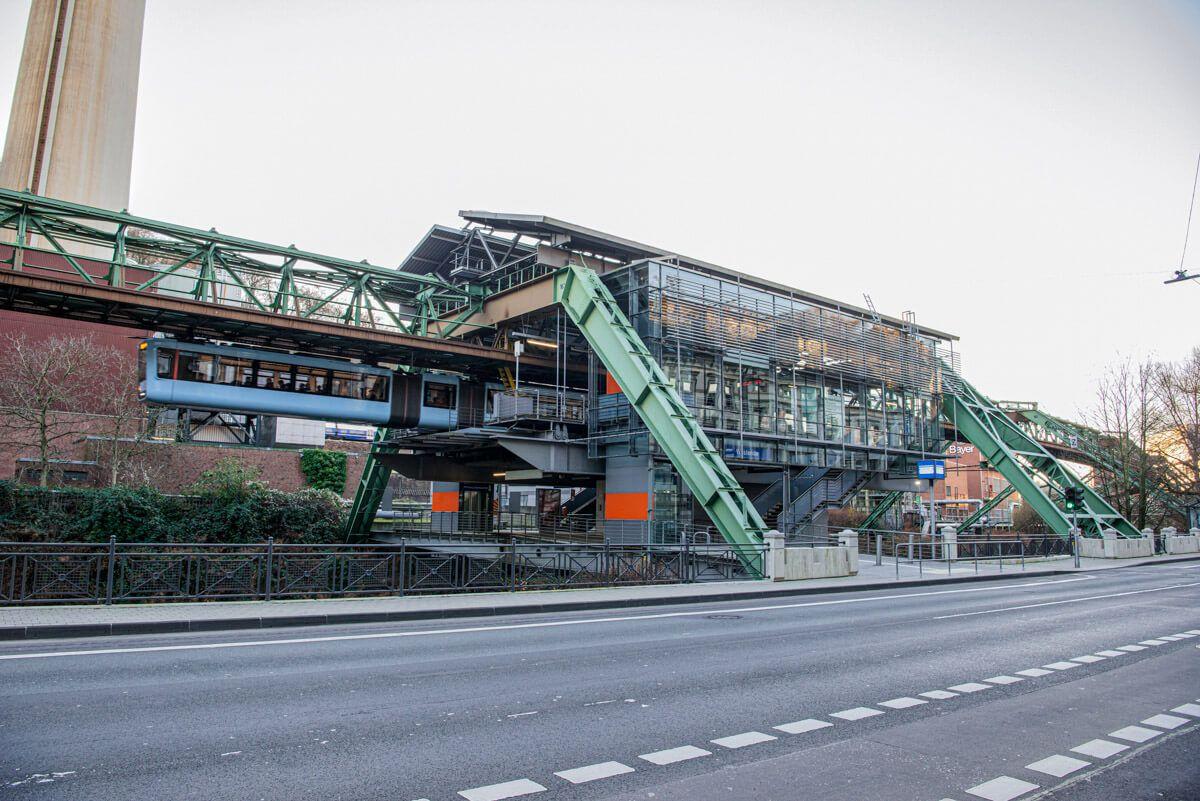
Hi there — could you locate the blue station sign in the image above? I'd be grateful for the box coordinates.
[916,459,946,480]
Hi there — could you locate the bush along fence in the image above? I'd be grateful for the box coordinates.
[0,477,346,544]
[0,539,767,605]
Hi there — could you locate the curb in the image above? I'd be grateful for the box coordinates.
[0,567,1080,642]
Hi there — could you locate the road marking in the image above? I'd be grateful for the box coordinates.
[1186,629,1200,635]
[1170,703,1200,717]
[1070,739,1129,759]
[1175,632,1198,638]
[1108,725,1161,743]
[1094,650,1126,657]
[1141,713,1189,730]
[933,581,1200,620]
[1157,634,1185,641]
[983,676,1023,685]
[947,682,991,693]
[638,745,710,765]
[1015,668,1053,678]
[458,779,546,801]
[1025,754,1090,777]
[830,706,884,721]
[711,731,776,749]
[1070,655,1105,663]
[965,775,1039,801]
[920,690,959,700]
[1116,645,1146,652]
[1138,639,1169,646]
[0,577,1094,661]
[554,761,634,784]
[879,697,927,709]
[1042,661,1080,671]
[773,719,832,734]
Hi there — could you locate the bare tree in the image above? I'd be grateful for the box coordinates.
[1087,356,1166,528]
[1155,348,1200,506]
[91,348,163,487]
[0,333,103,487]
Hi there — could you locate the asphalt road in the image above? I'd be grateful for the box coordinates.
[1,562,1198,801]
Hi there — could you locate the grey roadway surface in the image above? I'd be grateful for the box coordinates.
[1,562,1198,801]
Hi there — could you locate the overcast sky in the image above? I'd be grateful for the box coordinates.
[1,0,1197,419]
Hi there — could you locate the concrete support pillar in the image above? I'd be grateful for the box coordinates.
[764,530,785,581]
[938,524,957,561]
[837,529,859,550]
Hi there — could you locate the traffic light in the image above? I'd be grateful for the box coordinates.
[1063,486,1084,512]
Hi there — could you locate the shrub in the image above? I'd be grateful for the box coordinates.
[299,449,347,494]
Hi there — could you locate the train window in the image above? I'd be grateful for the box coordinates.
[363,375,389,402]
[256,361,294,391]
[331,371,364,399]
[156,348,175,378]
[424,381,456,409]
[216,356,255,387]
[179,352,215,383]
[293,365,330,395]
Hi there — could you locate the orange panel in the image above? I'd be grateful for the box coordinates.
[431,491,459,513]
[605,491,649,521]
[605,372,622,395]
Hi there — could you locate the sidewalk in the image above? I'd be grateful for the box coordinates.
[1,552,1196,641]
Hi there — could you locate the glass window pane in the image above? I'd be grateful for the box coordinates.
[156,348,174,378]
[180,352,214,383]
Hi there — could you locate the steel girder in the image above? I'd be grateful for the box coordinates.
[953,484,1016,531]
[857,491,903,532]
[941,369,1140,539]
[554,266,767,569]
[0,188,473,337]
[1013,407,1190,522]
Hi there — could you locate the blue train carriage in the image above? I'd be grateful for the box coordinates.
[137,340,481,430]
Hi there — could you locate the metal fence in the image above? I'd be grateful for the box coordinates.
[859,528,1076,578]
[0,538,767,605]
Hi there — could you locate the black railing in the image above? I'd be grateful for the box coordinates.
[0,538,767,605]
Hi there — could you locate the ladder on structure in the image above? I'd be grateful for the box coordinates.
[554,266,769,561]
[940,367,1141,539]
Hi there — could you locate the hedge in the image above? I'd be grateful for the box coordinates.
[300,449,347,494]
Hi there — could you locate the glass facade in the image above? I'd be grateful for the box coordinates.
[595,260,952,476]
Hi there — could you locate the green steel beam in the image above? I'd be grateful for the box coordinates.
[344,430,399,541]
[941,368,1140,539]
[554,266,766,570]
[0,188,473,337]
[953,484,1016,531]
[857,490,903,532]
[1013,407,1189,520]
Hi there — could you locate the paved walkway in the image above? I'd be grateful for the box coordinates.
[1,552,1196,640]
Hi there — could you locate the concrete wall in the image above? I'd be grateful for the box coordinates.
[1164,533,1200,555]
[766,534,859,581]
[1077,536,1153,559]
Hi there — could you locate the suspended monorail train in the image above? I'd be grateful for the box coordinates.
[137,339,487,429]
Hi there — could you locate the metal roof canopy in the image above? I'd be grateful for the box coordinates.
[460,210,958,342]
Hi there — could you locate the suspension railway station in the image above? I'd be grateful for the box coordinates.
[0,187,1173,561]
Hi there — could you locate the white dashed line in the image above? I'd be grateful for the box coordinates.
[920,690,960,700]
[773,719,832,735]
[1175,632,1198,638]
[1025,754,1090,777]
[964,775,1039,801]
[1170,703,1200,717]
[830,707,884,721]
[458,779,547,801]
[1015,668,1053,678]
[1116,645,1146,652]
[1156,635,1185,641]
[1042,661,1080,671]
[1108,725,1161,743]
[983,676,1023,685]
[1141,714,1189,730]
[879,697,927,709]
[947,683,992,693]
[1138,639,1168,646]
[1070,655,1105,664]
[554,761,634,784]
[1070,739,1129,759]
[1186,630,1200,635]
[711,731,777,749]
[219,751,242,757]
[638,746,710,765]
[1094,650,1126,657]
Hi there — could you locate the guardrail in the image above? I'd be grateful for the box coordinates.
[0,538,767,605]
[859,529,1076,578]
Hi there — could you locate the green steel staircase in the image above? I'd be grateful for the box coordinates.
[940,368,1141,539]
[554,266,769,557]
[857,490,903,532]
